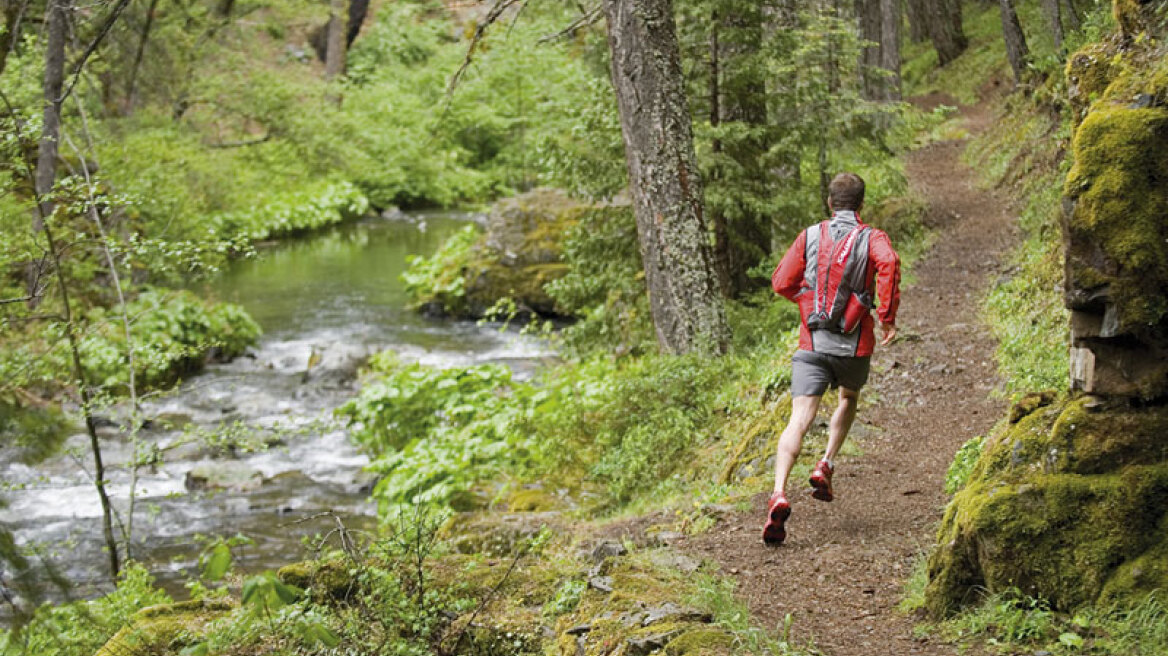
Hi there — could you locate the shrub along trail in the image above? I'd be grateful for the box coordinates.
[680,98,1015,655]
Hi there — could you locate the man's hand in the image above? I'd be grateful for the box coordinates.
[880,321,898,346]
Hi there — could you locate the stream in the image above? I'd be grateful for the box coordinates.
[0,212,550,616]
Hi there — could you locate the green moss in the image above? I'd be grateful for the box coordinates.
[664,628,734,655]
[1066,42,1119,125]
[1100,517,1168,604]
[507,488,560,512]
[94,600,233,656]
[1114,0,1151,36]
[277,558,360,602]
[1064,105,1168,330]
[926,400,1168,617]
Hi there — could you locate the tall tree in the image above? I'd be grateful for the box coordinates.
[924,0,968,66]
[601,0,730,354]
[325,0,348,79]
[906,0,929,43]
[879,0,901,100]
[34,0,69,234]
[1042,0,1065,51]
[1000,0,1030,85]
[855,0,883,100]
[707,0,773,298]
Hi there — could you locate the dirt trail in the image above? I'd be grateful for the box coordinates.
[680,100,1016,655]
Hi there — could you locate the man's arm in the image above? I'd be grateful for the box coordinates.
[771,230,807,302]
[869,230,901,345]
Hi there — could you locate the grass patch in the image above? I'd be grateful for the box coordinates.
[688,574,817,655]
[933,590,1168,655]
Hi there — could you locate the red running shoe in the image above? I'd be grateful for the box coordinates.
[762,492,791,545]
[809,460,834,502]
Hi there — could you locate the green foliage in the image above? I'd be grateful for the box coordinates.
[938,589,1168,655]
[543,578,586,618]
[401,224,480,315]
[545,206,654,356]
[945,435,985,494]
[339,352,535,510]
[80,288,261,392]
[688,574,813,655]
[0,563,171,656]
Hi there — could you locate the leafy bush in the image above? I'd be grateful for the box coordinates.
[944,435,985,495]
[400,224,480,315]
[0,563,171,656]
[81,288,261,392]
[339,352,535,510]
[209,181,370,242]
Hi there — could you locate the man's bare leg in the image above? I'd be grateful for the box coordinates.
[822,387,860,463]
[773,395,822,495]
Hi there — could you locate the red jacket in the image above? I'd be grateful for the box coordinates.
[772,216,900,357]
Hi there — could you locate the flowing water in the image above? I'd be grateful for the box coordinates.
[0,212,549,615]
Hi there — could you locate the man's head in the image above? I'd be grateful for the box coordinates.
[828,172,865,212]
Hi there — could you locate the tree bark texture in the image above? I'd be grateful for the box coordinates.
[34,0,69,233]
[925,0,968,66]
[1042,0,1065,50]
[601,0,730,355]
[855,0,883,100]
[1000,0,1030,85]
[906,0,928,42]
[879,0,902,100]
[325,0,348,79]
[125,0,161,114]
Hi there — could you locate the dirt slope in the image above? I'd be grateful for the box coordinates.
[680,100,1016,655]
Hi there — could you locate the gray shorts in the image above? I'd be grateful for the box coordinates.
[791,350,871,397]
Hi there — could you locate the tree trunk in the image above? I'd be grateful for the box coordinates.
[1000,0,1030,85]
[125,0,161,114]
[925,0,967,66]
[34,0,69,234]
[1042,0,1065,51]
[601,0,729,355]
[855,0,883,100]
[325,0,347,79]
[879,0,902,100]
[0,0,29,76]
[906,0,928,42]
[1062,0,1082,30]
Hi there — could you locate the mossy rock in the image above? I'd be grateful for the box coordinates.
[440,511,563,556]
[1113,0,1159,37]
[925,398,1168,616]
[277,558,361,602]
[408,188,587,318]
[507,488,561,512]
[664,627,734,655]
[1066,41,1119,125]
[94,599,233,656]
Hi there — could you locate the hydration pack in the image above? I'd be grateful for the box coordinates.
[803,220,873,335]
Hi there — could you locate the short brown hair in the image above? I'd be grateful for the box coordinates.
[828,173,866,211]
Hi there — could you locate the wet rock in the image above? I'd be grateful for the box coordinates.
[184,462,263,492]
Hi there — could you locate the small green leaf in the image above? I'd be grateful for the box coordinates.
[180,643,209,656]
[203,543,232,581]
[272,579,302,605]
[304,622,341,647]
[241,577,262,606]
[1059,631,1084,648]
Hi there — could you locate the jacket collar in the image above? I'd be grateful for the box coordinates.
[830,209,861,225]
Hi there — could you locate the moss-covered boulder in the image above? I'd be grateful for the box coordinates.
[277,558,362,602]
[440,510,565,556]
[94,599,234,656]
[407,188,589,318]
[925,397,1168,616]
[1063,8,1168,399]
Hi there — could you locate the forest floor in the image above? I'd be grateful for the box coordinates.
[678,96,1016,655]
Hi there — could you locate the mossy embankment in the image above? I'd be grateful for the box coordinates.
[924,0,1168,628]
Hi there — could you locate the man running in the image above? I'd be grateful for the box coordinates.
[763,172,901,545]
